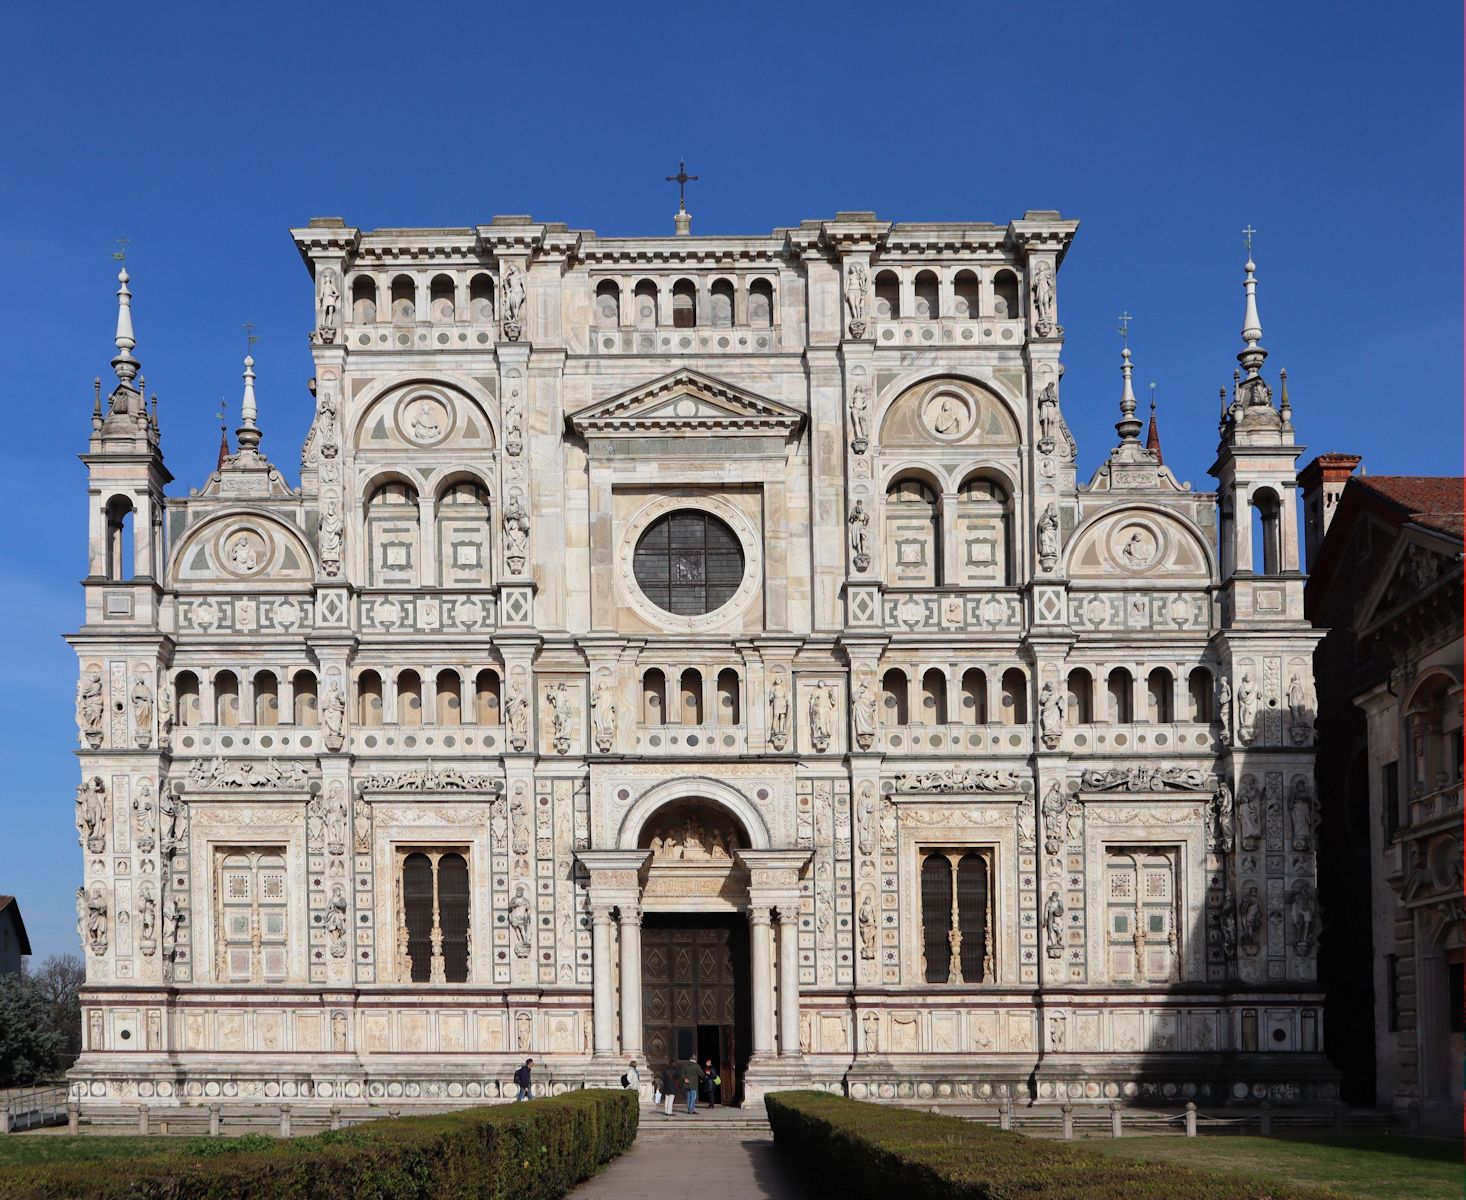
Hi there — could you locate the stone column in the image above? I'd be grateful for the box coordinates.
[777,909,801,1057]
[749,906,775,1056]
[591,905,616,1058]
[618,904,643,1061]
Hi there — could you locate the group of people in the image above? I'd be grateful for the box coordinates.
[510,1055,726,1113]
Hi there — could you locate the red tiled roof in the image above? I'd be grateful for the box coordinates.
[1356,476,1465,540]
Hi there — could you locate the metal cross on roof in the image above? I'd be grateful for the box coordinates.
[665,159,699,213]
[1242,224,1257,253]
[243,320,258,353]
[112,237,129,263]
[1116,311,1133,346]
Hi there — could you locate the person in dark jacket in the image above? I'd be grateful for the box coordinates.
[513,1058,533,1102]
[660,1064,679,1116]
[678,1057,704,1114]
[701,1058,720,1109]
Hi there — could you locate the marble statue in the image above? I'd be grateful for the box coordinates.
[326,784,348,856]
[1038,681,1064,749]
[131,677,154,744]
[549,683,573,753]
[75,776,107,853]
[161,896,183,959]
[321,684,345,751]
[326,885,348,958]
[767,675,790,750]
[76,672,104,748]
[1037,380,1059,447]
[1037,503,1059,571]
[848,500,871,570]
[844,261,868,337]
[857,893,877,960]
[1217,676,1233,745]
[591,680,616,752]
[852,679,877,750]
[809,681,835,751]
[857,786,876,856]
[1238,774,1262,849]
[507,889,532,958]
[318,268,339,333]
[1288,779,1313,849]
[318,493,343,576]
[79,883,108,956]
[505,682,529,751]
[503,492,530,574]
[1289,880,1319,954]
[1237,885,1263,953]
[138,883,156,950]
[1236,673,1257,745]
[133,782,157,853]
[1288,673,1312,744]
[501,264,526,338]
[1031,260,1057,335]
[1041,782,1067,856]
[848,382,869,449]
[1042,890,1064,958]
[1210,780,1234,852]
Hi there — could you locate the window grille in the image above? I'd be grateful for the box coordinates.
[633,511,744,616]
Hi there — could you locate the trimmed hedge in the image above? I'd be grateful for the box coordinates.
[0,1090,636,1200]
[766,1091,1353,1200]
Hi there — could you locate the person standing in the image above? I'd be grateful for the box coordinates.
[701,1058,720,1110]
[679,1057,704,1115]
[513,1058,533,1102]
[623,1058,640,1095]
[661,1063,678,1117]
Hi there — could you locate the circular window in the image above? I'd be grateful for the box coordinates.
[633,510,745,617]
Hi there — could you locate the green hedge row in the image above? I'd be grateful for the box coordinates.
[765,1091,1351,1200]
[0,1090,637,1200]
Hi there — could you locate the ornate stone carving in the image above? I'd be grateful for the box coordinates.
[848,382,869,453]
[767,674,790,751]
[504,386,524,456]
[500,264,526,341]
[187,757,310,790]
[503,491,530,575]
[327,884,348,958]
[326,783,348,856]
[1031,260,1058,336]
[1238,774,1262,850]
[76,671,104,749]
[648,814,740,861]
[844,262,868,339]
[852,679,877,751]
[590,680,616,753]
[158,684,174,746]
[1041,782,1067,856]
[161,896,184,962]
[808,681,835,752]
[138,883,157,955]
[507,888,532,958]
[75,776,107,854]
[1237,883,1263,955]
[1016,794,1036,853]
[321,684,345,751]
[1217,676,1232,746]
[1287,673,1314,745]
[891,767,1022,794]
[857,892,877,961]
[1289,880,1319,954]
[131,676,153,747]
[1037,503,1059,572]
[1235,672,1257,745]
[1038,680,1064,749]
[1042,889,1064,958]
[547,683,574,754]
[1288,779,1314,850]
[857,784,876,856]
[303,390,339,466]
[317,268,339,342]
[357,763,499,792]
[1209,780,1234,853]
[77,883,108,956]
[1079,765,1211,792]
[133,781,157,854]
[318,493,343,577]
[848,500,871,572]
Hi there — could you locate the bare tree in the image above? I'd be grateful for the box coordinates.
[30,955,84,1066]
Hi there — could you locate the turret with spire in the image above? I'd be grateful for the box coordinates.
[1086,314,1183,491]
[201,351,291,497]
[93,265,161,454]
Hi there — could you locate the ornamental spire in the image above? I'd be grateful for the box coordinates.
[111,265,139,386]
[1238,225,1267,379]
[1114,311,1141,444]
[1145,386,1164,466]
[236,354,261,451]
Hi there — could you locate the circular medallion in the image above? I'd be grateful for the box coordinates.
[396,393,451,446]
[922,390,974,440]
[1114,523,1159,570]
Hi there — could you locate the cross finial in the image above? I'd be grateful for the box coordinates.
[665,158,698,213]
[111,236,130,263]
[1117,311,1133,347]
[1242,224,1257,254]
[243,320,258,354]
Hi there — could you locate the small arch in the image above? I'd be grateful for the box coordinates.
[367,479,421,587]
[351,276,378,323]
[1187,668,1213,723]
[390,274,416,323]
[953,270,979,318]
[716,668,741,725]
[436,669,462,725]
[435,478,491,587]
[253,670,279,727]
[882,668,910,726]
[105,495,135,581]
[874,270,901,319]
[429,274,455,322]
[474,669,501,725]
[595,280,621,329]
[679,668,704,724]
[214,671,240,727]
[469,273,495,322]
[175,671,201,728]
[956,471,1014,586]
[293,670,318,726]
[642,668,667,726]
[961,668,988,724]
[357,670,383,727]
[748,278,774,327]
[886,474,942,587]
[920,668,948,725]
[1147,668,1175,723]
[1001,668,1027,725]
[992,269,1020,319]
[710,278,735,328]
[672,279,697,328]
[397,670,422,726]
[1066,668,1094,725]
[617,778,771,851]
[633,279,658,329]
[1251,487,1282,575]
[913,270,939,319]
[1108,668,1134,723]
[637,797,751,855]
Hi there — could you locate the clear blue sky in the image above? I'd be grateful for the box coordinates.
[1,1,1459,962]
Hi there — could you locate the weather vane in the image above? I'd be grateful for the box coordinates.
[1242,224,1257,255]
[1117,311,1133,348]
[243,320,258,354]
[112,237,129,263]
[217,397,228,433]
[1149,381,1157,410]
[665,159,698,213]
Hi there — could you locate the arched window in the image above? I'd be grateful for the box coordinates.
[436,479,490,587]
[920,668,948,725]
[913,270,939,319]
[436,670,462,725]
[882,669,909,726]
[429,274,455,322]
[1066,669,1094,725]
[633,279,658,329]
[475,670,501,725]
[214,671,239,727]
[874,270,900,319]
[710,278,735,328]
[390,274,416,323]
[357,670,383,727]
[1406,673,1464,794]
[748,278,773,327]
[397,849,472,985]
[921,849,992,984]
[885,476,941,587]
[367,480,420,587]
[961,668,988,724]
[1187,668,1213,723]
[253,671,279,727]
[175,671,201,728]
[470,273,495,323]
[679,669,703,724]
[716,669,740,725]
[1251,487,1282,575]
[105,496,135,581]
[397,670,422,726]
[351,276,378,323]
[1001,669,1027,725]
[293,670,318,726]
[953,270,979,318]
[956,473,1012,586]
[438,852,470,983]
[1147,668,1174,723]
[672,279,696,328]
[595,280,621,329]
[1108,668,1134,723]
[992,270,1020,319]
[642,669,667,726]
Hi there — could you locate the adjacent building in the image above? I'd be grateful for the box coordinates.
[0,895,32,976]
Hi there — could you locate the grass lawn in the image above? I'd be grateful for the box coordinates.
[1085,1133,1462,1200]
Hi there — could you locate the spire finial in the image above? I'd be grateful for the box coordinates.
[111,261,139,385]
[1238,225,1267,377]
[1279,367,1291,424]
[236,350,261,452]
[1115,317,1141,443]
[666,158,698,235]
[1145,384,1164,466]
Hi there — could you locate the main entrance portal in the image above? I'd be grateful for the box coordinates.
[641,913,751,1105]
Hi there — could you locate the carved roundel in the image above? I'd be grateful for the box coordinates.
[618,495,761,632]
[921,389,975,441]
[394,392,452,447]
[1112,522,1160,571]
[214,524,273,578]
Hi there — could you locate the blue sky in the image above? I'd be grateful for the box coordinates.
[1,1,1460,962]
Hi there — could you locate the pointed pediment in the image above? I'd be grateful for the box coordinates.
[1357,528,1463,635]
[567,369,804,438]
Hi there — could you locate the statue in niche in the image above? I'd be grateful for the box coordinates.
[504,404,523,457]
[1038,681,1064,750]
[590,680,616,753]
[131,677,154,746]
[511,792,531,856]
[501,264,526,340]
[767,675,790,751]
[317,392,339,457]
[1037,503,1059,572]
[326,884,348,958]
[138,883,156,951]
[326,784,348,856]
[808,681,835,751]
[857,893,877,961]
[76,671,104,748]
[75,776,107,853]
[1237,885,1263,954]
[1209,780,1235,853]
[844,262,869,338]
[158,684,174,745]
[857,785,876,856]
[1016,794,1036,853]
[306,794,326,852]
[161,896,183,959]
[516,1011,532,1050]
[321,683,345,751]
[852,679,877,751]
[133,782,157,854]
[1031,260,1057,336]
[78,883,108,955]
[507,888,532,958]
[650,815,740,861]
[1041,782,1067,856]
[1288,779,1314,849]
[505,682,529,751]
[548,683,573,753]
[847,500,871,572]
[1219,901,1237,960]
[353,794,371,854]
[1036,380,1060,449]
[879,796,898,849]
[1289,880,1319,954]
[318,493,343,577]
[1287,673,1313,744]
[1237,774,1262,849]
[318,268,339,339]
[502,491,530,575]
[228,534,259,574]
[848,382,870,451]
[160,790,183,853]
[331,1010,347,1053]
[861,1010,879,1053]
[1042,889,1065,958]
[1235,673,1257,745]
[1217,676,1233,746]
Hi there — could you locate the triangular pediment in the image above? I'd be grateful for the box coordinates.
[567,369,804,437]
[1357,527,1462,634]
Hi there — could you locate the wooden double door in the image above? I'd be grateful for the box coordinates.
[640,913,751,1106]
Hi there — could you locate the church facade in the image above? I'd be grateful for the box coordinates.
[67,208,1336,1114]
